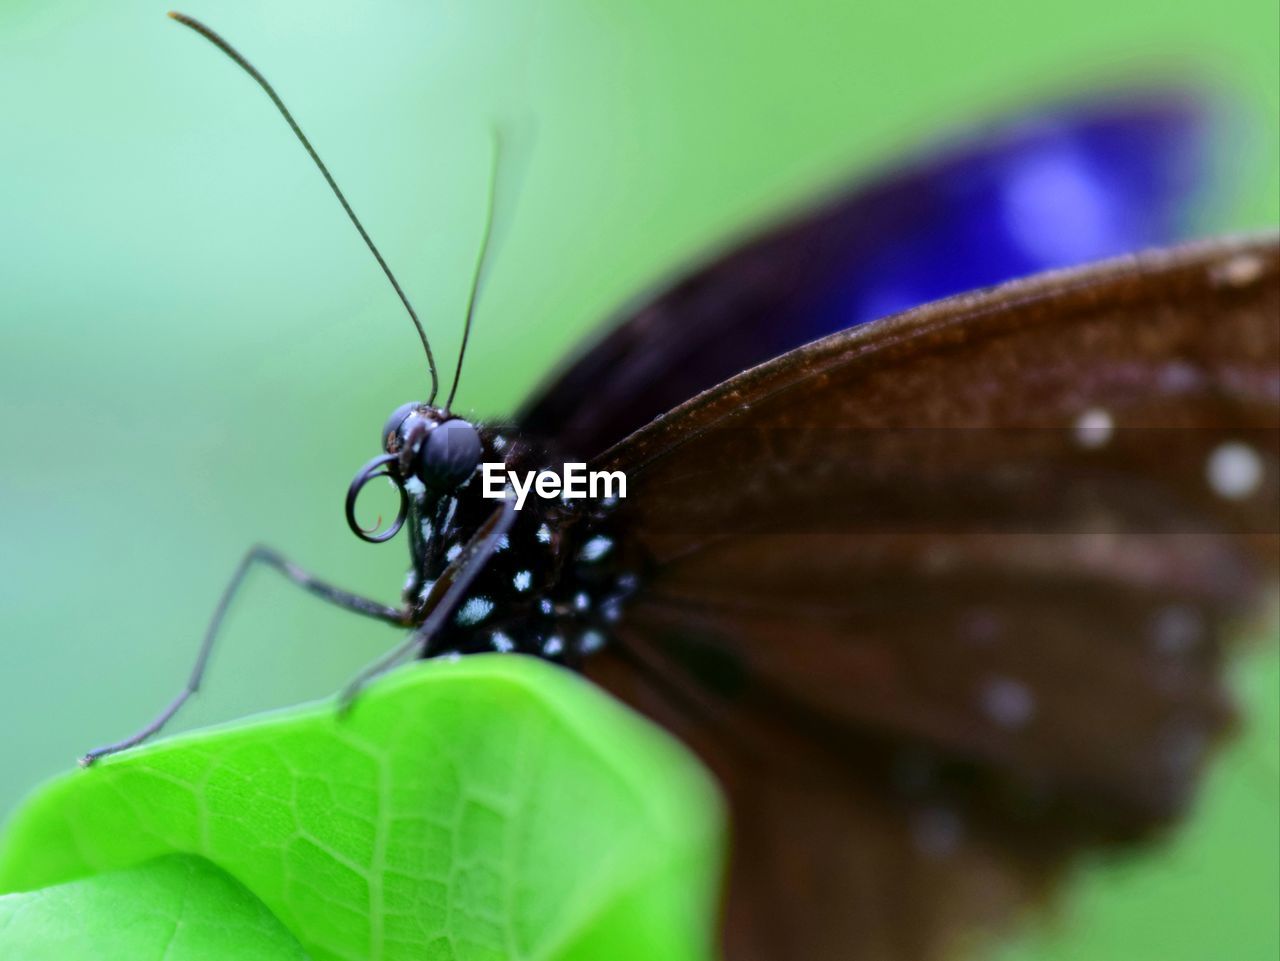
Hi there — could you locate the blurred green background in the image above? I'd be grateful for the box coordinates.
[1,0,1275,958]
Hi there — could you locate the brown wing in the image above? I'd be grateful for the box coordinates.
[585,235,1280,961]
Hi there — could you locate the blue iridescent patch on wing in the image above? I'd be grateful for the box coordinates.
[518,94,1212,456]
[800,97,1208,337]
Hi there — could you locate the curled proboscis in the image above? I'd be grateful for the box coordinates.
[346,453,408,543]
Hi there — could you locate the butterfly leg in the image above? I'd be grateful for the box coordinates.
[338,498,517,712]
[79,544,409,766]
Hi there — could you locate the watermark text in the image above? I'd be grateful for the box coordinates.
[482,463,626,510]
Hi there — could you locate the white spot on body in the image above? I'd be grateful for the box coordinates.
[1206,442,1263,500]
[419,519,434,542]
[513,570,532,592]
[446,543,462,562]
[1074,408,1114,449]
[980,676,1036,729]
[403,476,427,496]
[496,534,510,552]
[455,596,494,626]
[418,579,436,602]
[578,536,613,562]
[440,499,458,535]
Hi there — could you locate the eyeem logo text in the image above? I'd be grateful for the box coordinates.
[482,463,627,510]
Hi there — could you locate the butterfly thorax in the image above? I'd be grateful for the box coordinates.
[401,426,639,664]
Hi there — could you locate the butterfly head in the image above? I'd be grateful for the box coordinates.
[346,402,483,543]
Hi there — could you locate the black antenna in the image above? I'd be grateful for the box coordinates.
[445,130,501,411]
[168,12,440,402]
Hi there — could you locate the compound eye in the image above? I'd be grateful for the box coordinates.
[382,401,423,450]
[417,418,482,490]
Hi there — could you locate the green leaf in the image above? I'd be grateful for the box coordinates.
[0,657,724,961]
[0,854,306,960]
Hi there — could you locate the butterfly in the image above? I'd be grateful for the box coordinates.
[83,14,1279,961]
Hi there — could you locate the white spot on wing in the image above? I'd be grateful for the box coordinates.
[1206,442,1263,500]
[1150,605,1203,656]
[1159,361,1200,392]
[1210,253,1264,288]
[536,524,552,544]
[1074,408,1113,449]
[543,636,564,657]
[980,676,1035,729]
[513,570,532,592]
[1160,718,1209,777]
[490,631,515,653]
[922,545,958,573]
[446,543,462,562]
[910,806,964,860]
[958,609,1001,645]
